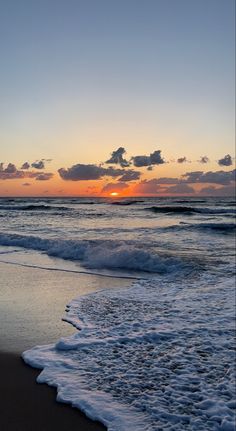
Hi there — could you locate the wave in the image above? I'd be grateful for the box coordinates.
[193,222,236,232]
[111,200,144,206]
[0,233,191,274]
[146,205,195,214]
[165,222,236,233]
[0,204,70,212]
[174,199,206,204]
[146,205,235,215]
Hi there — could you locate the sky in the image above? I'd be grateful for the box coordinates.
[0,0,235,197]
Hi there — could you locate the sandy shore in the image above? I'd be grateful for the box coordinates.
[0,352,106,431]
[0,256,130,431]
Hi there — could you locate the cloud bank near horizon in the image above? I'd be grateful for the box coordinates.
[0,149,235,196]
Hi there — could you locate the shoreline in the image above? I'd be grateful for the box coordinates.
[0,352,106,431]
[0,259,130,431]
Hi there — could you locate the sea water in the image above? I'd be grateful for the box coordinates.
[0,197,235,430]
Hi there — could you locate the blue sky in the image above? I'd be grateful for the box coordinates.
[0,0,235,195]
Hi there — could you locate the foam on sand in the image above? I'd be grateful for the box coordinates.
[23,276,235,431]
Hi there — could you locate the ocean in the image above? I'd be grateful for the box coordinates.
[0,196,235,431]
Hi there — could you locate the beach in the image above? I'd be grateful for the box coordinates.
[0,197,235,431]
[0,259,130,431]
[0,352,106,431]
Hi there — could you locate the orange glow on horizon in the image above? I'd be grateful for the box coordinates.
[110,192,119,196]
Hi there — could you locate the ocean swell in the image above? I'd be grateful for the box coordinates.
[0,204,70,211]
[146,206,235,216]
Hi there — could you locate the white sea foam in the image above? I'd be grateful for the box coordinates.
[23,276,235,431]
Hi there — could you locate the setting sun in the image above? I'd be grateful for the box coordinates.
[110,192,119,196]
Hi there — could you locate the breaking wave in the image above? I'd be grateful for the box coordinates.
[0,233,192,274]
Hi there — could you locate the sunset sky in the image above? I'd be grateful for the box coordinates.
[0,0,235,197]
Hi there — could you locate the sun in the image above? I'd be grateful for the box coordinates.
[110,192,119,196]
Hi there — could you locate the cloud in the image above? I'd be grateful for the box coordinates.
[59,164,106,181]
[0,162,54,181]
[21,162,30,170]
[106,147,130,167]
[164,184,195,194]
[132,155,150,167]
[218,154,233,166]
[150,150,165,165]
[200,185,235,196]
[22,183,31,186]
[137,169,235,190]
[132,150,165,167]
[0,163,24,180]
[118,170,141,181]
[4,163,17,173]
[35,173,54,181]
[105,167,128,177]
[198,156,209,164]
[31,160,45,169]
[154,177,181,184]
[182,169,235,185]
[132,179,165,195]
[58,163,140,181]
[177,157,187,163]
[101,182,129,193]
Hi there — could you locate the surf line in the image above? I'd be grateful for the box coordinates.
[0,249,22,255]
[0,259,145,281]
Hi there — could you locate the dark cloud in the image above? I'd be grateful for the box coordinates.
[101,182,129,193]
[133,180,195,195]
[106,147,130,167]
[0,163,24,180]
[118,170,141,182]
[58,163,140,181]
[132,155,151,167]
[21,162,30,170]
[198,156,209,164]
[164,184,195,194]
[105,167,127,177]
[150,150,165,165]
[4,163,17,173]
[133,179,165,195]
[35,173,54,181]
[177,157,187,163]
[154,177,182,184]
[183,169,235,185]
[132,150,165,167]
[31,160,45,169]
[22,183,31,186]
[140,169,236,189]
[182,171,204,182]
[218,154,233,167]
[200,185,235,196]
[59,164,105,181]
[0,162,53,181]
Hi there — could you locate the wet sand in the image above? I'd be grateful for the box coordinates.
[0,255,131,431]
[0,352,106,431]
